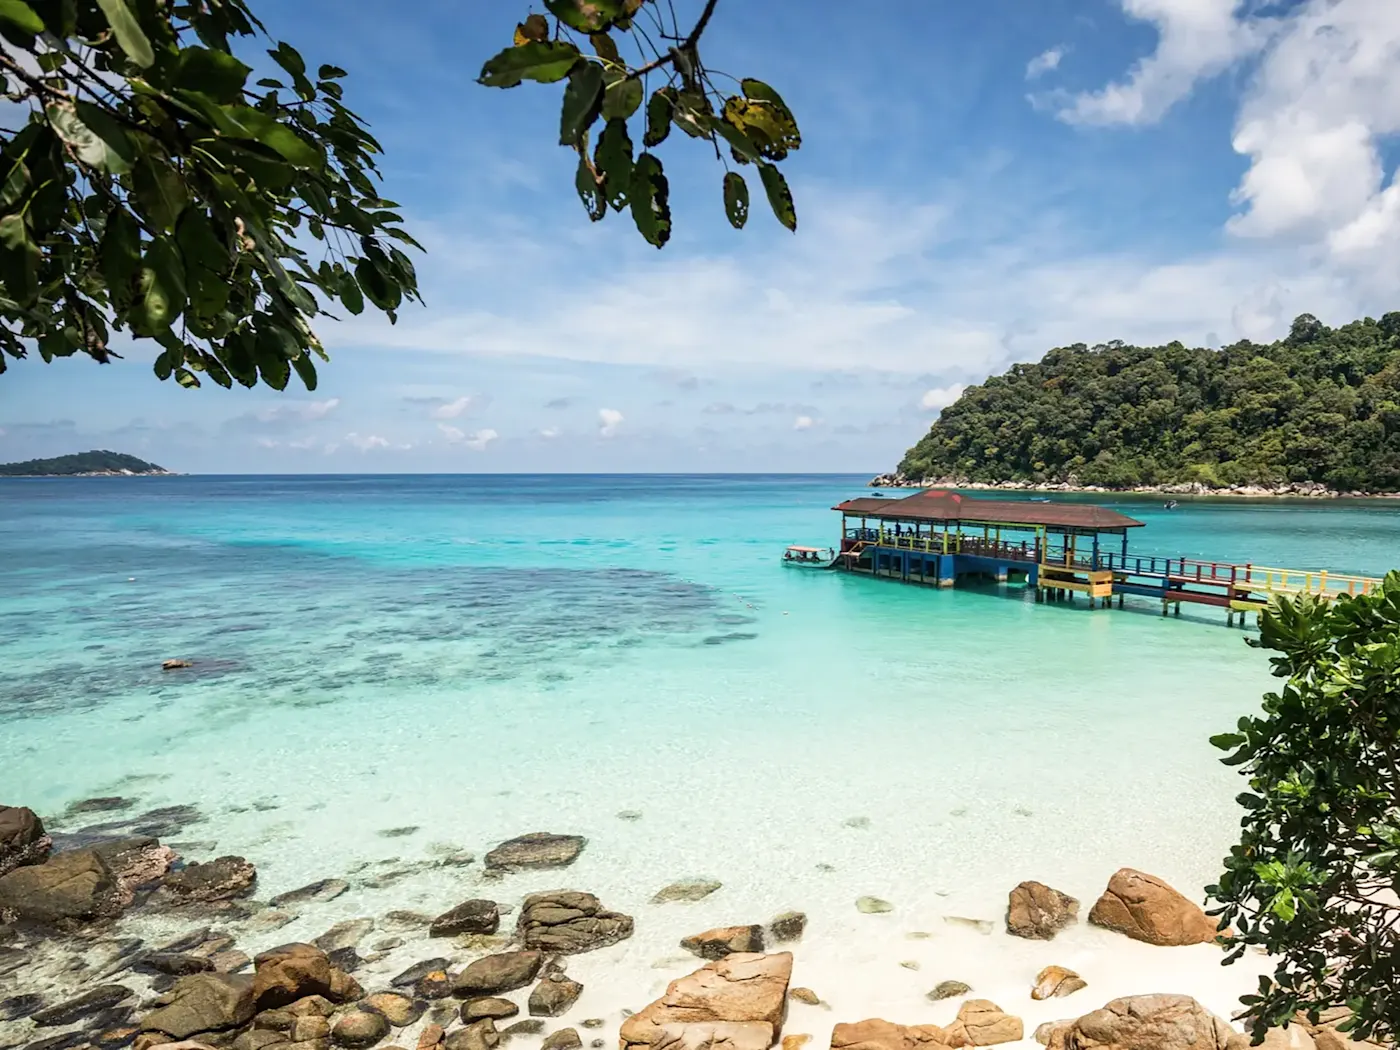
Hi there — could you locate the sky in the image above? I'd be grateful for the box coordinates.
[4,0,1400,473]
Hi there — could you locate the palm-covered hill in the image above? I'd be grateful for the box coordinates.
[0,450,169,476]
[895,313,1400,492]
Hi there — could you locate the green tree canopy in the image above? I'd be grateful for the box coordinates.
[895,314,1400,492]
[0,0,420,389]
[1210,575,1400,1044]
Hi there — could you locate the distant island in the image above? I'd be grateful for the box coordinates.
[0,450,174,477]
[884,313,1400,496]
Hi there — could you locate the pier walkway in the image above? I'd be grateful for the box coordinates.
[824,489,1382,626]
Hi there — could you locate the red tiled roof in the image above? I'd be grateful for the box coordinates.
[833,489,1144,530]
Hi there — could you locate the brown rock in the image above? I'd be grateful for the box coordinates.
[651,881,723,904]
[680,927,764,961]
[499,1021,545,1040]
[462,1000,519,1023]
[139,974,257,1039]
[0,805,51,877]
[392,960,450,989]
[252,944,334,1009]
[315,920,375,953]
[942,1001,1023,1048]
[444,1021,499,1050]
[417,1026,445,1050]
[529,978,582,1017]
[926,983,971,1003]
[542,1031,582,1050]
[1045,994,1234,1050]
[452,951,544,997]
[1087,869,1221,947]
[164,660,194,670]
[31,986,134,1026]
[163,857,257,905]
[145,1042,221,1050]
[268,879,349,908]
[233,1030,288,1050]
[430,899,499,938]
[289,1018,331,1043]
[0,846,121,925]
[328,969,364,1004]
[649,1026,772,1050]
[415,973,453,1001]
[484,834,586,873]
[783,1038,811,1050]
[331,1010,390,1049]
[1226,1030,1316,1050]
[210,951,252,975]
[829,1020,951,1050]
[1031,967,1086,1001]
[362,994,421,1027]
[789,990,820,1007]
[1006,882,1079,941]
[619,952,791,1050]
[517,891,634,955]
[766,913,806,944]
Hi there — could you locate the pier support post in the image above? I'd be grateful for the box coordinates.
[1161,600,1169,617]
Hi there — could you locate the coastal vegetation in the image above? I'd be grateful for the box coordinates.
[0,450,168,475]
[896,313,1400,492]
[1211,574,1400,1045]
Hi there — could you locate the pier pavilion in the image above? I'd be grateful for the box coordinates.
[829,489,1382,621]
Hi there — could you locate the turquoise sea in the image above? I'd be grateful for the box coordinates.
[2,474,1398,1029]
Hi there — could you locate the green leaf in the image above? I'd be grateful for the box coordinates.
[1210,732,1246,750]
[291,352,318,391]
[544,0,626,33]
[174,366,201,389]
[214,105,324,168]
[714,112,761,164]
[559,62,604,147]
[0,0,43,40]
[176,208,231,318]
[478,41,581,88]
[173,46,252,104]
[355,255,401,312]
[94,0,154,68]
[601,68,642,121]
[672,90,713,138]
[643,87,674,147]
[33,0,76,37]
[73,102,135,173]
[99,207,141,311]
[628,152,670,249]
[594,118,632,212]
[0,213,37,307]
[574,153,605,221]
[134,236,187,333]
[723,84,801,162]
[269,41,306,78]
[318,64,348,79]
[758,162,796,232]
[590,31,620,66]
[338,269,364,315]
[132,154,188,231]
[723,172,749,229]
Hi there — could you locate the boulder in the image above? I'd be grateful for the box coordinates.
[927,984,971,1003]
[362,994,421,1027]
[430,900,500,938]
[444,1021,499,1050]
[315,919,376,953]
[417,1026,445,1050]
[1226,1030,1316,1050]
[680,928,765,961]
[484,834,586,873]
[1006,882,1079,941]
[790,990,820,1007]
[500,1021,546,1039]
[32,986,134,1026]
[650,1026,771,1050]
[391,959,450,989]
[855,898,892,915]
[1031,967,1086,1001]
[452,951,544,997]
[766,913,806,944]
[328,968,364,1004]
[619,952,792,1050]
[0,993,46,1021]
[331,1010,390,1049]
[0,805,51,877]
[528,977,583,1017]
[516,892,633,954]
[268,880,349,908]
[652,881,723,904]
[829,1020,951,1050]
[163,857,257,904]
[942,1001,1022,1048]
[542,1032,581,1050]
[0,846,121,925]
[1087,869,1221,946]
[139,974,257,1039]
[416,972,453,1000]
[211,951,252,975]
[141,954,217,977]
[1045,995,1234,1050]
[462,1000,519,1023]
[252,944,335,1009]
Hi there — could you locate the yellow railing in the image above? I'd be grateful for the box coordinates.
[1243,566,1383,599]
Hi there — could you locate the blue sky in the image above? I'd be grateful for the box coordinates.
[5,0,1400,473]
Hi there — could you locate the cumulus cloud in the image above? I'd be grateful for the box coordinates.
[430,396,474,419]
[345,432,391,451]
[793,415,816,431]
[539,427,560,439]
[224,398,341,433]
[920,384,967,410]
[439,424,498,450]
[598,408,624,437]
[1026,47,1064,79]
[1056,0,1270,126]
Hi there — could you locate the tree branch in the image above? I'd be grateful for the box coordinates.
[629,0,719,79]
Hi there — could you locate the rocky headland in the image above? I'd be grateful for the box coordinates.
[0,803,1383,1050]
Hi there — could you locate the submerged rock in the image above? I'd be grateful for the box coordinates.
[31,987,134,1027]
[390,959,450,989]
[315,919,375,953]
[1006,881,1079,941]
[1087,869,1222,946]
[268,879,348,909]
[139,973,257,1039]
[766,912,806,944]
[0,993,47,1021]
[528,977,583,1017]
[462,1000,519,1023]
[162,856,257,904]
[651,880,722,904]
[0,846,121,926]
[451,951,543,997]
[429,899,499,938]
[855,897,892,915]
[927,982,971,1002]
[484,834,586,874]
[516,891,633,954]
[542,1031,581,1050]
[789,989,820,1006]
[680,927,765,961]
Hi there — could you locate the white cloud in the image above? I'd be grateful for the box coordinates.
[430,396,474,419]
[437,424,465,442]
[539,427,560,439]
[598,408,624,437]
[345,432,390,451]
[1056,0,1270,126]
[920,384,967,411]
[439,423,498,451]
[793,415,815,431]
[1026,47,1064,80]
[247,398,340,424]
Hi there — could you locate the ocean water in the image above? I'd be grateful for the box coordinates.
[3,475,1398,1034]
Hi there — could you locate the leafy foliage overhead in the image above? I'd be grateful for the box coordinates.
[480,0,801,247]
[897,313,1400,492]
[0,0,421,390]
[1209,575,1400,1044]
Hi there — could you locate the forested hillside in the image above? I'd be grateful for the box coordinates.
[0,451,169,476]
[896,313,1400,492]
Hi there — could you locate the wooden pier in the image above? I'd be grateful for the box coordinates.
[826,489,1381,625]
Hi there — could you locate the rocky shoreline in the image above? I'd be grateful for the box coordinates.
[0,803,1382,1050]
[867,476,1400,499]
